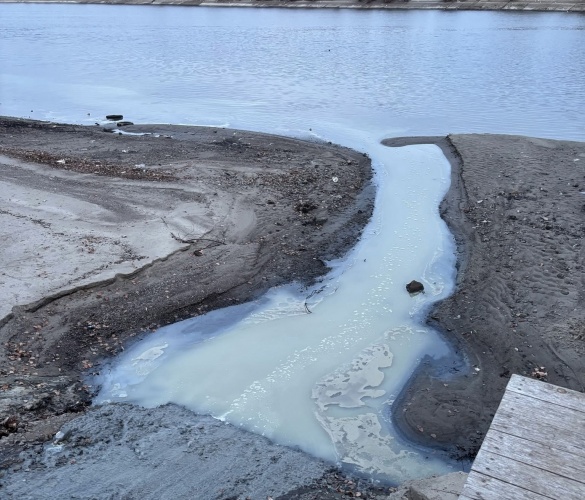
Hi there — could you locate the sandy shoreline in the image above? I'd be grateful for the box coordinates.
[0,117,387,498]
[1,0,584,12]
[1,119,584,497]
[385,134,585,460]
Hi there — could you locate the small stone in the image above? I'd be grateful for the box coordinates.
[2,415,18,432]
[406,280,424,294]
[54,430,70,443]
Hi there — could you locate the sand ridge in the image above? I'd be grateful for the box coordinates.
[385,134,585,460]
[0,118,374,476]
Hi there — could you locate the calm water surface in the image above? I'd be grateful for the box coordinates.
[1,5,584,483]
[1,6,584,139]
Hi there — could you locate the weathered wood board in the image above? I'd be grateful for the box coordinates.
[459,374,585,500]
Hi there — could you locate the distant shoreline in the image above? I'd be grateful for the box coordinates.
[1,0,584,13]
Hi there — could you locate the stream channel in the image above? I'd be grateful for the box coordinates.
[1,4,585,483]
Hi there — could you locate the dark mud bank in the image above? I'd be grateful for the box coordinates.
[385,134,585,460]
[0,118,378,498]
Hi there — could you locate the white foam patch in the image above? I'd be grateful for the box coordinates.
[318,414,410,477]
[313,344,393,411]
[95,144,458,482]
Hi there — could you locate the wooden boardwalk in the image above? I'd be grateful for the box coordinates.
[459,374,585,500]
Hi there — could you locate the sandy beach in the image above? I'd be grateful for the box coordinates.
[385,134,585,460]
[1,118,584,498]
[0,117,386,498]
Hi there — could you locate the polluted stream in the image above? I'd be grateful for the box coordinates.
[95,143,460,482]
[3,4,583,485]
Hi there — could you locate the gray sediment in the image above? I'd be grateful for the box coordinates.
[384,133,585,460]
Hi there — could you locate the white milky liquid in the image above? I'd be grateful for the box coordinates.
[96,143,459,482]
[2,4,584,484]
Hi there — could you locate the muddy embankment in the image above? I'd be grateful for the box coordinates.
[384,134,585,460]
[0,117,395,499]
[1,119,584,498]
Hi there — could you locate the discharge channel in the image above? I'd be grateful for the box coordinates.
[2,4,584,483]
[96,141,459,482]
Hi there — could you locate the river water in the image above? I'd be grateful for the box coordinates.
[1,6,584,140]
[1,4,585,483]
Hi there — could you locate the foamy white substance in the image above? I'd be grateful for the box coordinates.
[96,144,458,482]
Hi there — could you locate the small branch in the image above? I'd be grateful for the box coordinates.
[162,217,225,247]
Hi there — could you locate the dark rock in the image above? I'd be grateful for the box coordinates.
[117,121,134,127]
[3,415,19,433]
[102,123,117,133]
[295,201,318,214]
[106,114,123,121]
[406,280,424,294]
[302,216,328,227]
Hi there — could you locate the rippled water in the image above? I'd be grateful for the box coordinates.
[2,4,584,483]
[1,5,584,140]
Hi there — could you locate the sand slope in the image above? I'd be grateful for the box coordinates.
[387,134,585,459]
[0,118,375,481]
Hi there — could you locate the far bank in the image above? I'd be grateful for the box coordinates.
[0,0,584,12]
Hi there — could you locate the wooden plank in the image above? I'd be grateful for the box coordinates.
[489,393,585,459]
[471,449,584,499]
[459,376,585,499]
[507,374,585,414]
[490,416,585,461]
[495,390,585,435]
[482,430,585,484]
[460,470,551,500]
